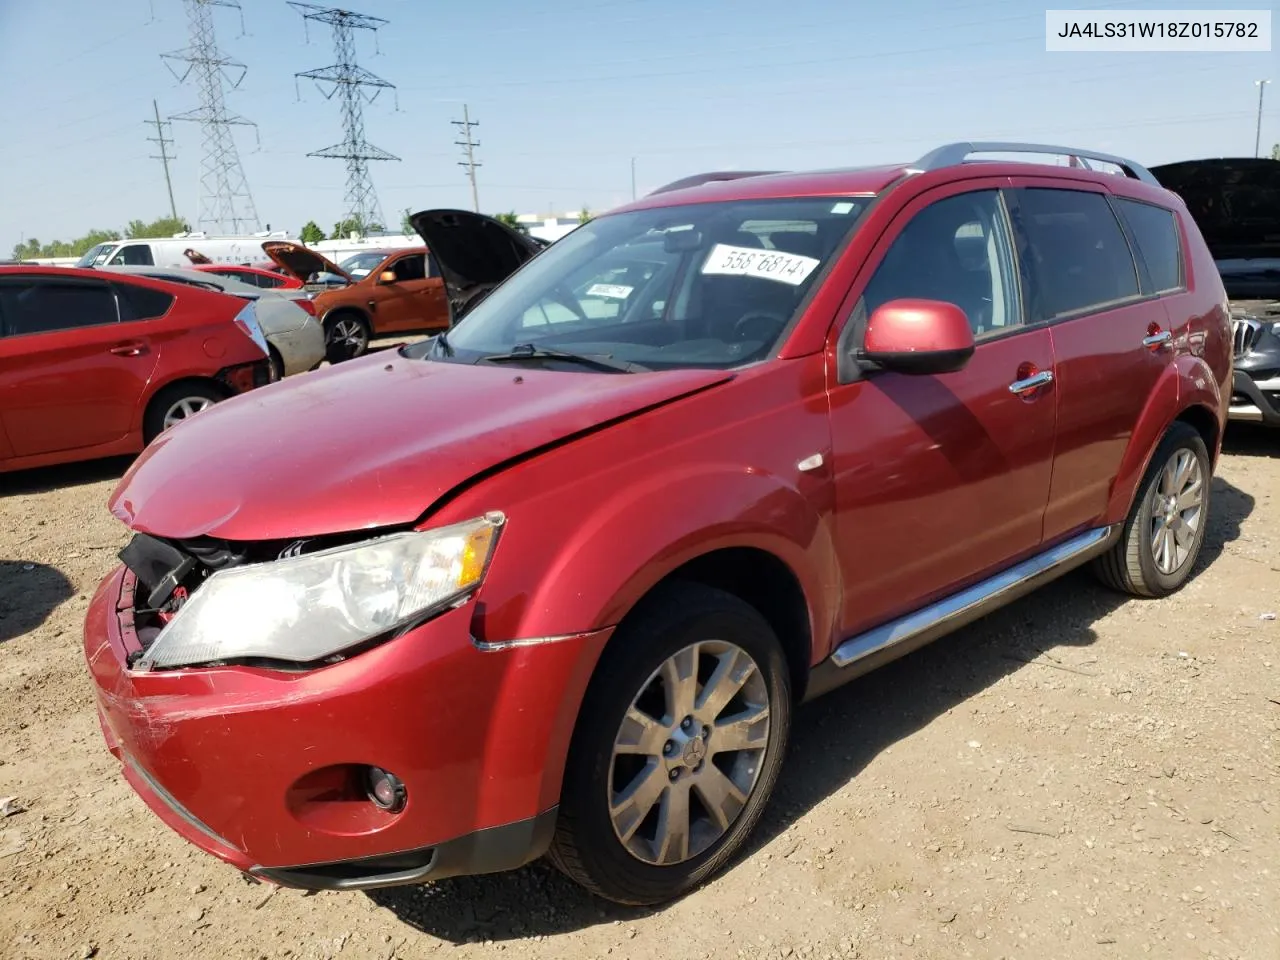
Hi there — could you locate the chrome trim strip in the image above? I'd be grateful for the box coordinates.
[831,525,1117,669]
[472,630,599,653]
[1009,370,1054,394]
[1250,376,1280,391]
[1227,404,1265,422]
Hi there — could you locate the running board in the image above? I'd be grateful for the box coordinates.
[829,525,1119,671]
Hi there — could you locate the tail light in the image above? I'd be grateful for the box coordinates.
[295,298,317,316]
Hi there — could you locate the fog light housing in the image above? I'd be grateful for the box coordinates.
[367,767,406,813]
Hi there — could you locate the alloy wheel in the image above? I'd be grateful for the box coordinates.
[608,640,771,866]
[162,396,214,430]
[327,318,367,360]
[1149,448,1204,575]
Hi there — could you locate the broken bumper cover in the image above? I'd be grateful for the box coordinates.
[83,565,610,889]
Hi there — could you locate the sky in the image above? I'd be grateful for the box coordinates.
[0,0,1275,255]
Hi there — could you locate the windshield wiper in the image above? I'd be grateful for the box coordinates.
[479,343,643,373]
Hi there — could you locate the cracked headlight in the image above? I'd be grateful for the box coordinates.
[139,514,503,670]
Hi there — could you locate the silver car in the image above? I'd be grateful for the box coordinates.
[95,265,326,378]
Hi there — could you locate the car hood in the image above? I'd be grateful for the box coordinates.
[262,241,351,285]
[1149,158,1280,261]
[109,354,732,542]
[408,209,543,323]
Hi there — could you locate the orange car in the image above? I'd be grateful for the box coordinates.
[263,242,448,362]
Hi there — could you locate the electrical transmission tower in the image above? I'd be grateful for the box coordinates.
[291,2,399,234]
[452,105,481,212]
[145,99,179,221]
[161,0,261,234]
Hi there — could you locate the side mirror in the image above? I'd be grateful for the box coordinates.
[859,298,975,375]
[378,269,397,284]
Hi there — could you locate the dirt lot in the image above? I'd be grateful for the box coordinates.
[1,424,1276,960]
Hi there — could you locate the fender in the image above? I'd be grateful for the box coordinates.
[1104,354,1222,523]
[474,462,839,816]
[480,462,840,658]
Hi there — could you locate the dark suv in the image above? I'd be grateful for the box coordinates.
[1150,157,1280,427]
[85,142,1231,906]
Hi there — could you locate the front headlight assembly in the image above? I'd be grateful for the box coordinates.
[138,514,503,671]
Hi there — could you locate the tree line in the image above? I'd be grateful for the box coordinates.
[12,203,597,260]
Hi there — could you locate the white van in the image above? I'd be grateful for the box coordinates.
[75,231,293,270]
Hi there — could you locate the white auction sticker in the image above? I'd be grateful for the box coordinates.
[700,243,820,286]
[586,282,634,299]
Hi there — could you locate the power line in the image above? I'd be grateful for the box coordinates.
[290,2,399,234]
[161,0,261,234]
[452,104,481,213]
[145,99,179,222]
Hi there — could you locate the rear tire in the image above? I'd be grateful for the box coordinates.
[323,312,370,363]
[1093,421,1211,597]
[143,382,223,444]
[547,581,791,906]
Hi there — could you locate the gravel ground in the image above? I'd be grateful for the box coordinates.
[0,415,1276,960]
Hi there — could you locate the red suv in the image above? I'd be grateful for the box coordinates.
[0,266,272,473]
[84,143,1230,906]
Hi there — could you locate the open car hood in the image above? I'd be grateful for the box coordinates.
[408,209,544,322]
[109,353,732,542]
[261,240,352,285]
[1149,158,1280,261]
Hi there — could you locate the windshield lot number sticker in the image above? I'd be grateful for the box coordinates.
[701,244,820,286]
[586,283,634,299]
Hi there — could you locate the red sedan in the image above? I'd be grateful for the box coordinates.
[192,263,304,290]
[0,266,273,473]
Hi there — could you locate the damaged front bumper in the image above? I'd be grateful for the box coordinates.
[83,564,610,889]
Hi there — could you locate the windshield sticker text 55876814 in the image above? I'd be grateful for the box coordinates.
[700,243,821,286]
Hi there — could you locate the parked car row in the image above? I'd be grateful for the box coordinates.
[81,142,1243,908]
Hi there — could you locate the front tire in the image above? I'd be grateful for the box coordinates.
[323,312,370,363]
[548,582,791,905]
[1093,421,1211,597]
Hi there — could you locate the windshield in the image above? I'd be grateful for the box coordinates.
[76,242,119,268]
[416,197,869,371]
[338,251,389,278]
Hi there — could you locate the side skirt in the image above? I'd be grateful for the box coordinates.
[803,524,1120,702]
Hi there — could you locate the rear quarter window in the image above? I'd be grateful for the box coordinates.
[1114,198,1183,294]
[114,282,175,321]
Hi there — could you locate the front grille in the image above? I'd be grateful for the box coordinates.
[1231,317,1262,357]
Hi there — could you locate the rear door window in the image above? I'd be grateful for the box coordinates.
[0,279,121,335]
[392,255,427,282]
[1012,188,1141,321]
[1114,198,1183,294]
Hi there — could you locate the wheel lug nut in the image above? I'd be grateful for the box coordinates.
[663,741,675,756]
[669,769,680,781]
[681,717,692,730]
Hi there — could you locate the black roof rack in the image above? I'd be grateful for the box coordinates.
[646,171,782,196]
[911,141,1159,186]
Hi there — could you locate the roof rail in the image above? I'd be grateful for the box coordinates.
[646,170,781,196]
[911,142,1160,186]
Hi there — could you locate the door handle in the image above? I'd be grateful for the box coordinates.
[109,341,148,357]
[1142,330,1172,348]
[1008,370,1054,395]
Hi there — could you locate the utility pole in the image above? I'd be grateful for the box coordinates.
[453,104,481,213]
[291,2,399,234]
[630,156,636,201]
[145,99,179,221]
[162,0,260,234]
[1256,79,1271,159]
